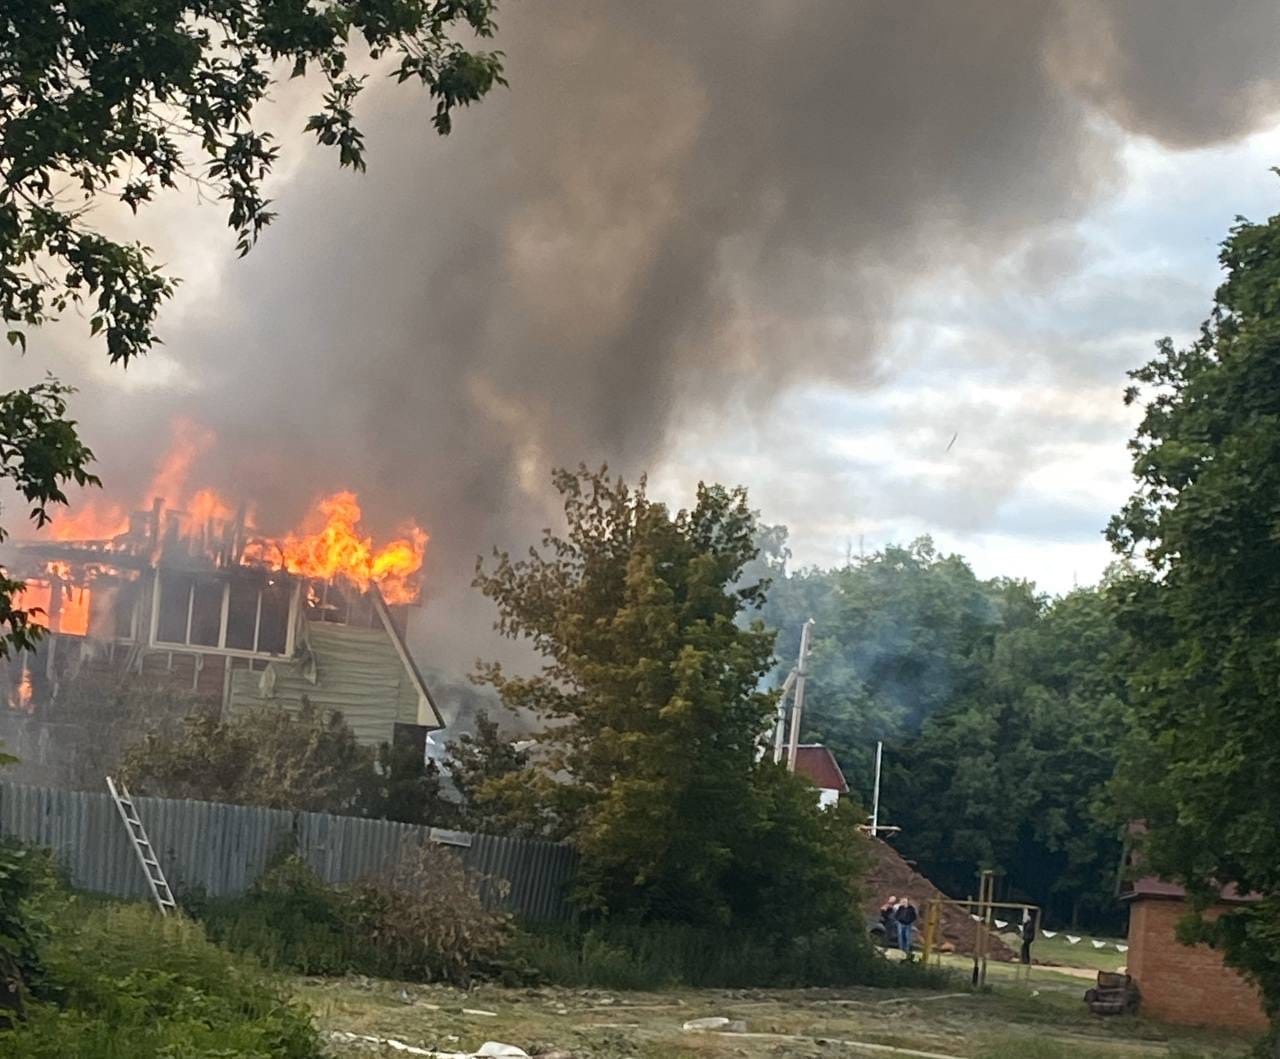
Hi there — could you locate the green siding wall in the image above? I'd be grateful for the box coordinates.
[228,621,423,745]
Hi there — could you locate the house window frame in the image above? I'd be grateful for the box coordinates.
[149,571,297,658]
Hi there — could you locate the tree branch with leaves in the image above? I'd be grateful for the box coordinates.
[0,0,505,654]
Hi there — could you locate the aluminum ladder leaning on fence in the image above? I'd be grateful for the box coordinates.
[106,776,177,916]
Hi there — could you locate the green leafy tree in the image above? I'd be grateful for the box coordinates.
[446,710,552,838]
[763,538,1038,790]
[762,539,1127,929]
[121,699,452,824]
[0,0,505,654]
[1108,201,1280,1041]
[473,467,863,932]
[892,586,1128,928]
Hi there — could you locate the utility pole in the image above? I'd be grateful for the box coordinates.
[771,668,798,764]
[786,618,815,771]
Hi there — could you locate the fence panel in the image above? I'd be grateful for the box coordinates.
[0,782,576,921]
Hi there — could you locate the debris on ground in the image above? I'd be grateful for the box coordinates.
[1084,971,1140,1016]
[682,1015,748,1032]
[327,1032,531,1057]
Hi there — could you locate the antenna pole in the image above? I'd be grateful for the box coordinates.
[870,740,884,835]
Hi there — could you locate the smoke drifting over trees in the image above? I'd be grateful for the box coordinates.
[9,0,1280,668]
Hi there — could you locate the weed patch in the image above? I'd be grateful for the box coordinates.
[514,921,955,990]
[2,902,322,1058]
[200,849,512,984]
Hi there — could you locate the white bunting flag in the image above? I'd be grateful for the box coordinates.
[1066,935,1081,945]
[995,919,1008,929]
[1116,944,1129,953]
[1041,930,1057,938]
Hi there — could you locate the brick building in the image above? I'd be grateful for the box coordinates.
[1123,877,1267,1032]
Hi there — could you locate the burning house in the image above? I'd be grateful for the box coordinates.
[0,490,441,750]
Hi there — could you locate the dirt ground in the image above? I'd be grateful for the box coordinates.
[304,964,1255,1059]
[862,840,1014,961]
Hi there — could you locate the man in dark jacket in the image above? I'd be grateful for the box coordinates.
[1020,910,1037,965]
[894,897,918,956]
[878,895,898,945]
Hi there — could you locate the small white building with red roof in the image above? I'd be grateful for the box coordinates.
[792,743,849,809]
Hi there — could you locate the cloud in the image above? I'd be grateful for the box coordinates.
[11,0,1280,666]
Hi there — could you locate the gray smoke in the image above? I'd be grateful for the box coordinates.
[9,0,1280,674]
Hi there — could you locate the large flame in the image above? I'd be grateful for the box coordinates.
[9,567,91,637]
[49,500,128,541]
[46,417,217,541]
[33,419,427,606]
[249,492,427,605]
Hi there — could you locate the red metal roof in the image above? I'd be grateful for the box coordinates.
[793,744,849,793]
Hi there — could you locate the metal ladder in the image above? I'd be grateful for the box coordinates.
[106,777,177,916]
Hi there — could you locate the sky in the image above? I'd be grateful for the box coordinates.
[6,1,1280,667]
[656,128,1280,593]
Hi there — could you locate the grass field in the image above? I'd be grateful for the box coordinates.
[303,964,1256,1059]
[1032,934,1128,973]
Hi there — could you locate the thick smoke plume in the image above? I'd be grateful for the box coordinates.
[8,0,1280,675]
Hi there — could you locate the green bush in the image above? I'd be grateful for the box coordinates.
[0,839,63,1023]
[2,903,322,1058]
[200,855,358,976]
[514,921,954,991]
[201,849,512,984]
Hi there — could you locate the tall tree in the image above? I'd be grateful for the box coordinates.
[763,538,1037,787]
[0,0,505,654]
[473,467,864,931]
[1108,202,1280,1040]
[892,586,1128,927]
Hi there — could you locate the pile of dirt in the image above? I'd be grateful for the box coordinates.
[861,837,1015,961]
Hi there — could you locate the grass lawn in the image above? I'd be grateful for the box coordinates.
[1031,934,1128,973]
[301,968,1256,1058]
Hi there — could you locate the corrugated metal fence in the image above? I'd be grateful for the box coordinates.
[0,782,577,922]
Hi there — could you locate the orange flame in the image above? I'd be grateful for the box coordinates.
[188,488,234,526]
[257,492,427,605]
[11,580,51,626]
[33,418,427,606]
[9,567,91,637]
[44,417,216,541]
[56,583,91,637]
[48,500,128,541]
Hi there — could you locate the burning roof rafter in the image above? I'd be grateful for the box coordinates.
[8,490,428,607]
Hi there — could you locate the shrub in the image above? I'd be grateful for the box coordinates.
[202,848,512,984]
[0,840,62,1024]
[2,903,322,1058]
[348,841,514,985]
[200,855,358,976]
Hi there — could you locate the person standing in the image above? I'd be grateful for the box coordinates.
[894,897,918,957]
[879,895,898,945]
[1020,910,1037,965]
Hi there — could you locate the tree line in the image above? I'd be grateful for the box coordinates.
[760,537,1129,931]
